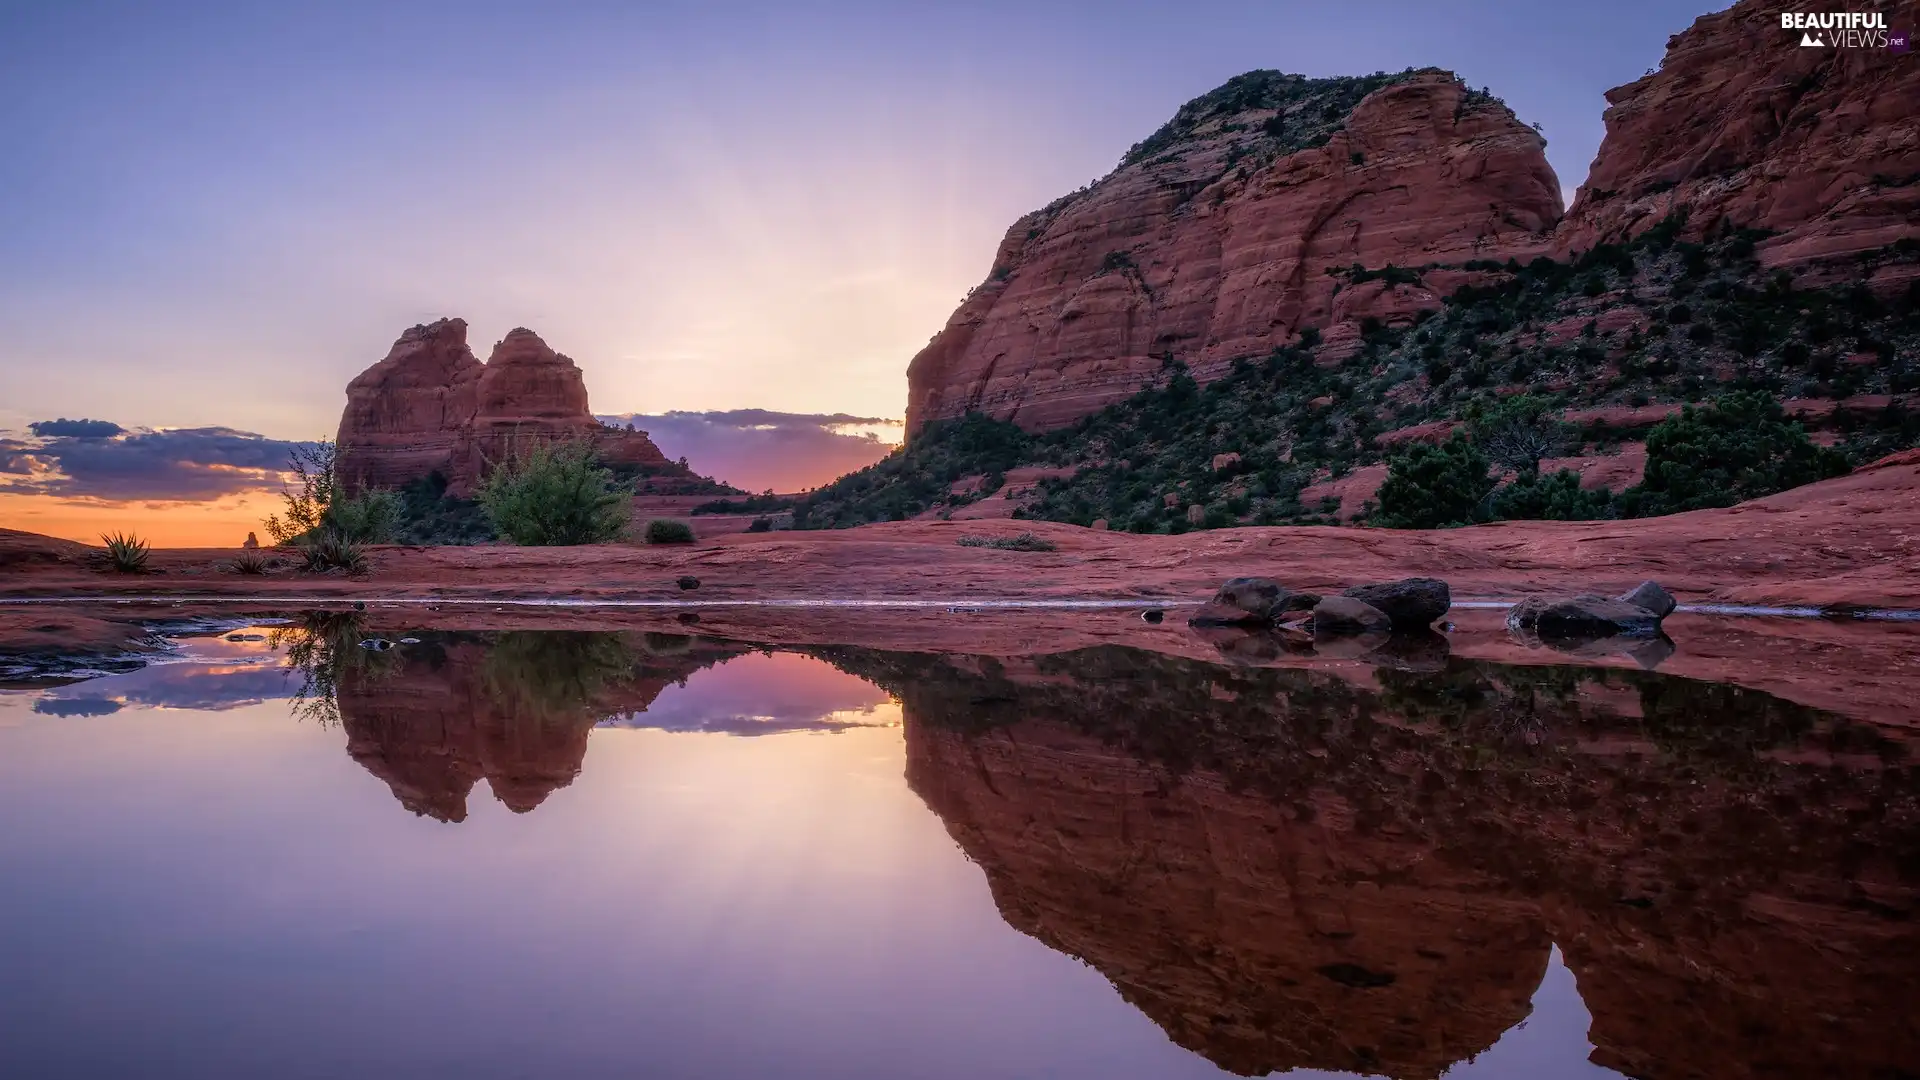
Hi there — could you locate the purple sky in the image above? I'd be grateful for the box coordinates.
[0,0,1715,496]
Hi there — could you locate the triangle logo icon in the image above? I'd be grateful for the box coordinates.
[1800,31,1826,46]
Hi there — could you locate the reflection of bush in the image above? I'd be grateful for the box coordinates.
[271,611,404,726]
[479,631,639,723]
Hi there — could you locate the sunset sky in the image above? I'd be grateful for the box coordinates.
[0,0,1714,543]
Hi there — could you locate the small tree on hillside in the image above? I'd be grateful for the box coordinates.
[1467,394,1566,473]
[1618,391,1850,516]
[1370,435,1496,529]
[478,439,632,545]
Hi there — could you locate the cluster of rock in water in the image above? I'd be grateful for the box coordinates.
[1189,573,1677,662]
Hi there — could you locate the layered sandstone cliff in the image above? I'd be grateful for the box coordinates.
[334,319,684,496]
[906,69,1562,435]
[907,0,1920,435]
[1557,0,1920,282]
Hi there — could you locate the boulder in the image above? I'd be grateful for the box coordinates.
[1342,577,1451,630]
[1619,580,1676,619]
[676,576,701,591]
[1507,596,1663,639]
[1311,595,1393,636]
[1189,577,1294,626]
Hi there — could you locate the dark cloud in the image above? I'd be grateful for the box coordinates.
[600,410,901,492]
[28,417,124,439]
[33,697,124,717]
[0,425,315,501]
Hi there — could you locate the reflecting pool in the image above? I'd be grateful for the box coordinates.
[2,618,1914,1079]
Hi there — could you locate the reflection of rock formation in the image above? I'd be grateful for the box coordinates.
[830,646,1920,1080]
[336,632,745,821]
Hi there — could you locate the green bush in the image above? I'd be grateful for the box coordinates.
[747,516,773,533]
[479,440,632,546]
[644,519,696,544]
[1618,391,1850,516]
[100,531,150,573]
[1466,393,1565,472]
[326,490,403,544]
[230,550,272,575]
[1371,435,1495,528]
[1490,468,1614,521]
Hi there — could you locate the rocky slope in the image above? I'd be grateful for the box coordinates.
[907,0,1920,436]
[334,319,694,496]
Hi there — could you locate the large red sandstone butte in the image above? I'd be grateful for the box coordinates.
[907,0,1920,436]
[334,319,681,496]
[1557,0,1920,284]
[906,69,1561,435]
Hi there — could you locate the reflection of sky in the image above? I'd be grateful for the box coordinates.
[605,651,899,736]
[26,626,296,716]
[0,648,1633,1079]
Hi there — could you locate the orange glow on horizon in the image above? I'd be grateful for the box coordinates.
[0,492,275,548]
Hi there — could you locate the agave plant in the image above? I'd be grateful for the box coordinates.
[300,531,368,574]
[100,531,150,573]
[230,550,271,575]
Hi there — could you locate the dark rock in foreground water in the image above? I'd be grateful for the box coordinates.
[1311,595,1393,636]
[1190,577,1295,626]
[1342,577,1450,630]
[1619,580,1677,619]
[1508,578,1677,641]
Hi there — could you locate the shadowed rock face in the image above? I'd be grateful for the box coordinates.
[335,632,746,821]
[905,70,1561,436]
[334,321,682,497]
[821,645,1920,1079]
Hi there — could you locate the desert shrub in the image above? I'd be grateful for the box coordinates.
[1617,391,1850,516]
[479,439,632,546]
[747,516,773,533]
[326,489,403,544]
[1490,468,1614,521]
[393,473,495,545]
[644,519,696,544]
[100,532,150,573]
[230,550,271,575]
[1371,435,1495,529]
[300,531,368,574]
[956,532,1057,552]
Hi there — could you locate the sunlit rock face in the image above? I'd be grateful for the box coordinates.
[834,646,1920,1080]
[334,321,680,497]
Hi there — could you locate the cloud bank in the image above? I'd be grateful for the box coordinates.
[0,422,314,502]
[600,410,900,493]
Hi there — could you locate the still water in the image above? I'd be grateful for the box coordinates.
[1,618,1915,1079]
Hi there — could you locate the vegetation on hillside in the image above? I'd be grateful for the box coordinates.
[1118,68,1425,170]
[798,222,1920,533]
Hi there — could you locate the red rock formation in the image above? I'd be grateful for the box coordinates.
[333,318,484,493]
[905,70,1562,435]
[335,321,681,497]
[1557,0,1920,287]
[906,1,1919,436]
